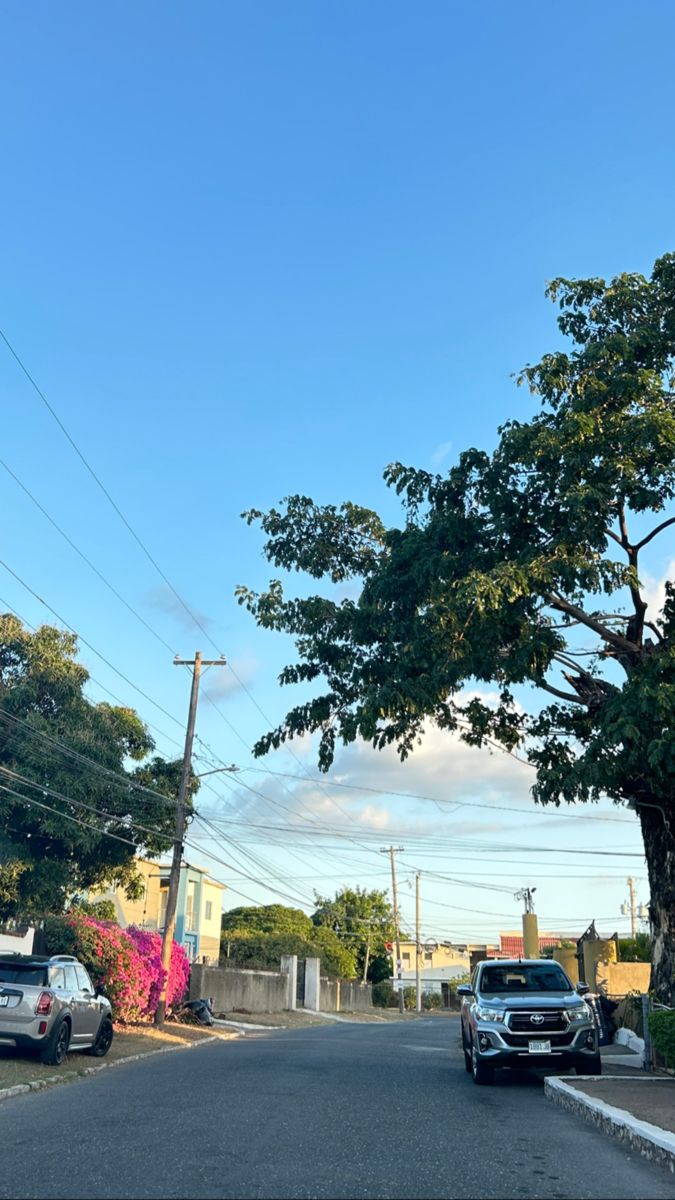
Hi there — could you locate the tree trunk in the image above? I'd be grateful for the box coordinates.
[638,801,675,1005]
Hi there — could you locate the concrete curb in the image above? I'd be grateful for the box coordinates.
[0,1031,229,1107]
[545,1075,675,1173]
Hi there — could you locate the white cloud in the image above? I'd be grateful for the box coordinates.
[430,440,452,468]
[641,558,675,627]
[203,656,259,701]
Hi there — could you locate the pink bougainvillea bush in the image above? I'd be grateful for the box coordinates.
[44,913,190,1023]
[126,925,190,1013]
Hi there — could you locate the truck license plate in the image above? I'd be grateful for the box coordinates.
[528,1039,551,1053]
[0,995,8,1006]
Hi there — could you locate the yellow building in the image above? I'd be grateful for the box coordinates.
[92,858,225,965]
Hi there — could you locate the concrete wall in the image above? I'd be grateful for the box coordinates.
[595,961,651,996]
[320,976,373,1012]
[191,963,289,1013]
[191,960,374,1014]
[338,980,373,1012]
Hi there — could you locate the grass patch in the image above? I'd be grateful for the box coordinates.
[0,1021,220,1095]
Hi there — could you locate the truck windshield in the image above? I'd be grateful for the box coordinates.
[480,964,571,994]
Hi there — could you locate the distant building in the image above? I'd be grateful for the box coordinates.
[90,857,226,965]
[497,931,570,958]
[392,940,499,1002]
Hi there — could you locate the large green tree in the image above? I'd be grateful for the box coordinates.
[220,903,357,977]
[0,615,186,918]
[312,887,394,982]
[239,253,675,1002]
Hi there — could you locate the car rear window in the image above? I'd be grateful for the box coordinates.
[0,964,48,986]
[480,964,571,994]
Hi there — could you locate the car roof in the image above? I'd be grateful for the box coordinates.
[0,954,79,965]
[477,958,565,969]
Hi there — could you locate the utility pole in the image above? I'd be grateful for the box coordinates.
[627,877,637,937]
[381,846,405,1014]
[155,651,226,1025]
[415,871,422,1014]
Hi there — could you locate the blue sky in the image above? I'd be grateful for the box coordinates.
[2,1,673,940]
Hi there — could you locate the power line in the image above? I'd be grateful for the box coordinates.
[238,766,636,826]
[0,457,176,656]
[0,327,221,654]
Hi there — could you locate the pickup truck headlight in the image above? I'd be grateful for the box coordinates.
[474,1004,505,1023]
[565,1004,591,1023]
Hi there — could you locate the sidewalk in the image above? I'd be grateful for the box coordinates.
[545,1046,675,1173]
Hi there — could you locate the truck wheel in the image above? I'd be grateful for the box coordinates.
[40,1018,71,1066]
[462,1034,472,1073]
[471,1042,494,1085]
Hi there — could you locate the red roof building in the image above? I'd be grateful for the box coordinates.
[498,931,566,958]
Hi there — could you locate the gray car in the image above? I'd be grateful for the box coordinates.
[459,958,600,1085]
[0,953,113,1066]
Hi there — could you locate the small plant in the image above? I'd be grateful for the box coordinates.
[422,991,442,1010]
[648,1010,675,1068]
[372,980,395,1008]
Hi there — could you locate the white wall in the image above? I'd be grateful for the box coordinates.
[0,927,35,954]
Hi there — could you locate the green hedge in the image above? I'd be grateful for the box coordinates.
[648,1010,675,1068]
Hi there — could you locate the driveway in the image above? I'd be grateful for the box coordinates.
[0,1017,672,1199]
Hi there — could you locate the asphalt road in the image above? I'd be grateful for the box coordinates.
[1,1017,673,1200]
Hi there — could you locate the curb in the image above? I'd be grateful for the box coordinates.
[0,1031,230,1106]
[545,1075,675,1173]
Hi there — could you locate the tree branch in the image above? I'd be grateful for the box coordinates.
[634,515,675,552]
[537,679,586,705]
[603,527,623,547]
[546,592,640,655]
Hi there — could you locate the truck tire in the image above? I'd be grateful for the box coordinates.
[471,1042,494,1085]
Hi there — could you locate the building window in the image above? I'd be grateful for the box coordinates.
[402,952,411,963]
[424,952,433,962]
[205,900,213,921]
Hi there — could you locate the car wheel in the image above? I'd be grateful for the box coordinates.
[576,1056,601,1076]
[85,1016,114,1058]
[41,1018,71,1067]
[471,1041,494,1086]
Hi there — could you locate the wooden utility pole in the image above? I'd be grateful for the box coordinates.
[415,871,422,1014]
[381,845,405,1014]
[155,651,225,1025]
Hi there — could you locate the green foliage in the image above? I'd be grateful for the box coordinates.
[220,904,357,978]
[0,616,189,918]
[372,980,396,1008]
[71,898,117,922]
[648,1010,675,1068]
[239,253,675,1001]
[402,986,417,1010]
[422,991,442,1009]
[311,886,394,981]
[446,973,471,994]
[618,933,651,962]
[221,904,313,937]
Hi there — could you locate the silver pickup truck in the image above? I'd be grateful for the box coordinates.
[459,958,600,1084]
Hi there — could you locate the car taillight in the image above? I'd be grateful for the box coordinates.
[35,991,54,1016]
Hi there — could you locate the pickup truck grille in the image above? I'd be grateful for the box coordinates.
[501,1029,575,1048]
[506,1009,567,1033]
